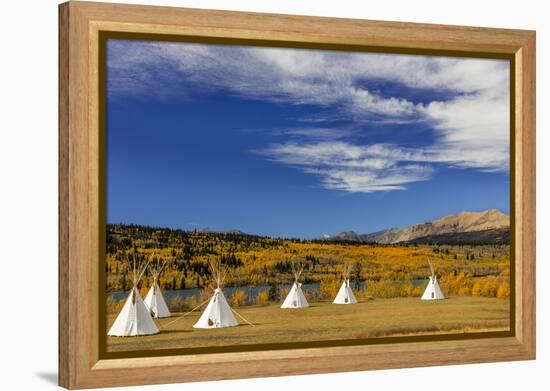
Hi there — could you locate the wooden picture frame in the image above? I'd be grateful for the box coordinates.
[59,1,536,389]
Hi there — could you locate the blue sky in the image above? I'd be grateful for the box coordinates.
[106,39,510,238]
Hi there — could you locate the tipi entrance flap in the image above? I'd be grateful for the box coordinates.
[108,251,159,336]
[333,264,358,304]
[421,260,445,301]
[333,279,358,304]
[144,257,172,318]
[144,282,171,318]
[193,288,238,329]
[281,262,309,308]
[193,261,239,329]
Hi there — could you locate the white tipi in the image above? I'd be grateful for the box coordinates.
[333,264,357,304]
[193,260,239,329]
[421,260,445,300]
[108,251,159,337]
[281,263,309,309]
[144,258,171,318]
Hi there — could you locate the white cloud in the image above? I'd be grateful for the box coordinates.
[256,136,508,193]
[107,40,510,192]
[420,88,509,172]
[107,41,425,115]
[256,142,434,193]
[320,165,433,192]
[283,127,352,140]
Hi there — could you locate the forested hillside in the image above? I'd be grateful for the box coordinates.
[106,224,511,306]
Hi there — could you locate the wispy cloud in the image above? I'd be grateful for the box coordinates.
[107,41,450,116]
[255,137,507,193]
[107,40,509,192]
[255,142,434,193]
[280,127,352,140]
[239,126,351,141]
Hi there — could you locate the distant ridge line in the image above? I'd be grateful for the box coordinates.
[317,209,510,245]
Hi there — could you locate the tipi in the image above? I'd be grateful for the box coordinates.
[108,251,159,337]
[144,258,171,318]
[281,263,309,309]
[193,260,238,329]
[421,260,445,300]
[333,264,357,304]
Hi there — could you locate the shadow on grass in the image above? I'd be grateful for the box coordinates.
[151,329,195,335]
[235,322,268,327]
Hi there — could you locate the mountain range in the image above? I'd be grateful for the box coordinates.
[318,209,510,245]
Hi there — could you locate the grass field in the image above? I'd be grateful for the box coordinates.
[106,296,510,352]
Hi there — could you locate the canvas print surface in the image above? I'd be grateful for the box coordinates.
[104,39,511,354]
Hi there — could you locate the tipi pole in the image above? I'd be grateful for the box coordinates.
[231,308,255,327]
[159,259,170,275]
[136,257,153,283]
[132,251,136,284]
[159,297,211,329]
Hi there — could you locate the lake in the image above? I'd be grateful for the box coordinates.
[109,279,427,305]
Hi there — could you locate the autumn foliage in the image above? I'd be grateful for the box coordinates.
[105,224,510,312]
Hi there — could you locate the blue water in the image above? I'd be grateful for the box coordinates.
[109,279,426,305]
[109,282,321,305]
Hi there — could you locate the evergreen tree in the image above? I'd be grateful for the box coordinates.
[352,263,363,292]
[268,280,279,302]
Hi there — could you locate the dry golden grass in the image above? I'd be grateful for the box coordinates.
[106,295,509,352]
